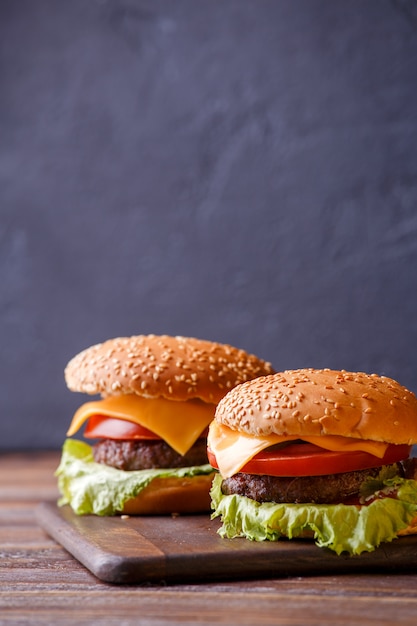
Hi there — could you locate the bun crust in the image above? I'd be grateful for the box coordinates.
[119,473,216,515]
[397,516,417,536]
[215,369,417,445]
[65,335,274,403]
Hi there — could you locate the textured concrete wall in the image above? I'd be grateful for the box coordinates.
[1,0,417,449]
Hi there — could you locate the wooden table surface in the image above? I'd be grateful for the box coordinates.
[1,451,416,625]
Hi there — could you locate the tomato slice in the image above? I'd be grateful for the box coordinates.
[83,415,209,441]
[84,416,161,440]
[207,443,411,477]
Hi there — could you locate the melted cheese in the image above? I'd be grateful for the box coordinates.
[207,421,389,478]
[67,395,216,456]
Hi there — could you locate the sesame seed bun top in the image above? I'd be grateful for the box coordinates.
[214,368,417,445]
[64,335,275,404]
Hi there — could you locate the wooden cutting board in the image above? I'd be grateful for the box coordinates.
[36,502,417,584]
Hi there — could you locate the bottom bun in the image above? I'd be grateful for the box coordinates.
[397,515,417,536]
[120,472,216,515]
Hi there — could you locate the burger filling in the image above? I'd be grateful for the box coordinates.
[220,459,416,505]
[92,438,209,471]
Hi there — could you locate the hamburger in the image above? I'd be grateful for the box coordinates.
[208,368,417,555]
[56,334,274,516]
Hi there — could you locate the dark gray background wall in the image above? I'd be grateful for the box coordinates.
[2,0,417,450]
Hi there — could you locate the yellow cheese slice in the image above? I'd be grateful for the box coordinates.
[207,421,389,478]
[67,395,216,456]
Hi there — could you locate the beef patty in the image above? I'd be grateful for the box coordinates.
[93,437,208,471]
[220,461,411,504]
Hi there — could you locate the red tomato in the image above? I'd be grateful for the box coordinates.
[207,442,411,477]
[84,416,161,440]
[83,416,209,441]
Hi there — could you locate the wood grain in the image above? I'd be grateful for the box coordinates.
[37,501,417,584]
[1,451,417,625]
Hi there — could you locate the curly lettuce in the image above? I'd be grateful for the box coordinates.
[56,438,214,516]
[210,472,417,555]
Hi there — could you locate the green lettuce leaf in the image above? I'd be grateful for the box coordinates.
[359,465,405,501]
[210,473,417,555]
[56,438,214,516]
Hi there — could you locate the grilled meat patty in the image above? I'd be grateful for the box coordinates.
[220,462,410,504]
[93,438,208,471]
